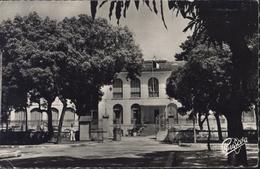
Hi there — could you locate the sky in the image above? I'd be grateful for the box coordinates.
[0,1,192,61]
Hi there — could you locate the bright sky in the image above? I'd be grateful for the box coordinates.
[0,1,192,61]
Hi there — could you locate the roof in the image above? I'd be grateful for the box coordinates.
[142,60,185,72]
[121,59,185,72]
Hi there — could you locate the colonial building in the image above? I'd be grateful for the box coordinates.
[7,60,256,140]
[98,60,183,137]
[97,60,257,138]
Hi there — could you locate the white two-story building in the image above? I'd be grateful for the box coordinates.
[98,60,183,137]
[7,60,256,140]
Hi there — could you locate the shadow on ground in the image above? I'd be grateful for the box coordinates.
[2,152,178,168]
[0,150,257,168]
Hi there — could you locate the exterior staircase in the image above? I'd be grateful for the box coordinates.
[138,124,157,136]
[156,130,168,141]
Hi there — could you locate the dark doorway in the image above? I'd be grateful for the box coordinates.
[131,104,141,125]
[113,104,123,124]
[154,109,159,123]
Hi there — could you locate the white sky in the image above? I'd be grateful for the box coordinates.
[0,1,192,61]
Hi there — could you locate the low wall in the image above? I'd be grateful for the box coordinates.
[0,131,50,145]
[165,128,257,143]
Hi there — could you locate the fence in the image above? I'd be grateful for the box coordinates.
[166,128,257,143]
[4,120,78,132]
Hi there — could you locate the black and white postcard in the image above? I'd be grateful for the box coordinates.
[0,0,259,168]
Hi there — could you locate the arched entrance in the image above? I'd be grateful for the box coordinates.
[14,110,26,131]
[166,103,178,123]
[131,104,141,125]
[30,108,42,130]
[113,104,123,124]
[64,107,77,129]
[51,108,59,126]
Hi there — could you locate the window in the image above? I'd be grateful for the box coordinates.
[15,110,26,121]
[51,108,59,126]
[64,108,76,121]
[113,79,123,98]
[148,78,159,97]
[51,108,59,121]
[30,108,42,121]
[64,108,77,128]
[242,111,255,123]
[131,78,141,98]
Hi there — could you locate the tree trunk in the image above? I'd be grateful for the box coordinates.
[257,113,260,168]
[193,115,196,143]
[214,112,223,142]
[56,99,67,144]
[226,113,248,166]
[256,101,260,168]
[5,110,10,132]
[206,115,211,151]
[25,108,28,132]
[6,121,8,132]
[47,101,54,139]
[226,35,254,166]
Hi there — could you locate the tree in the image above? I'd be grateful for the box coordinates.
[95,0,258,166]
[172,35,231,142]
[54,15,143,143]
[0,13,67,139]
[57,15,143,117]
[167,33,258,164]
[0,12,143,143]
[167,39,232,142]
[0,17,38,131]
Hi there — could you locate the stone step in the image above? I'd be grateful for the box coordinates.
[0,150,21,159]
[156,130,168,141]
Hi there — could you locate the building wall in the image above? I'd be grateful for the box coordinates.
[8,60,257,138]
[9,97,78,131]
[98,70,181,137]
[98,70,257,137]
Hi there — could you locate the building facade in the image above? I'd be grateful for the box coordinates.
[7,60,256,140]
[97,60,257,138]
[98,60,182,137]
[8,98,78,132]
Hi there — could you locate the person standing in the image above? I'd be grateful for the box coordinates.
[70,123,75,141]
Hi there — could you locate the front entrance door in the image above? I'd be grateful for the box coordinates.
[113,104,123,125]
[131,104,141,125]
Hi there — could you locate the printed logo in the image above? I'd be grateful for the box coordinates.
[221,137,247,156]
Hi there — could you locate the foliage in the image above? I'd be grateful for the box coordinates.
[0,12,143,129]
[92,0,258,42]
[95,0,258,166]
[57,14,143,115]
[167,40,233,116]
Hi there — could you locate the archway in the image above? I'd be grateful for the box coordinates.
[166,103,178,124]
[64,108,76,129]
[51,108,59,126]
[113,104,123,124]
[14,110,26,131]
[30,108,42,129]
[131,104,141,125]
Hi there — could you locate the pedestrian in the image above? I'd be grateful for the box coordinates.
[40,122,45,131]
[70,123,75,141]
